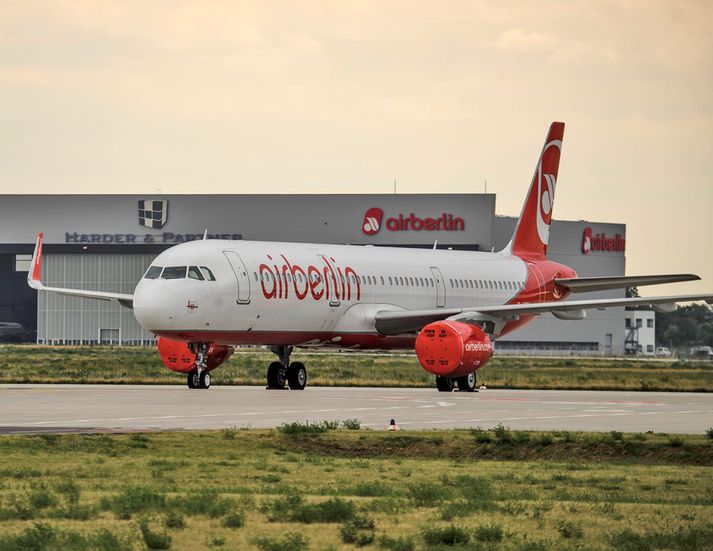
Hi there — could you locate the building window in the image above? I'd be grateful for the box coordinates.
[15,254,32,272]
[647,319,654,328]
[636,319,642,328]
[625,318,631,328]
[647,345,654,353]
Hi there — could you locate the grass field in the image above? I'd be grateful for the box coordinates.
[0,427,712,550]
[1,345,713,392]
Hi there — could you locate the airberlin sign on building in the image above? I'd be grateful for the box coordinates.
[362,207,465,236]
[582,227,625,255]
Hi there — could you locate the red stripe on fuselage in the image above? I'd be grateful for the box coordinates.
[153,330,416,350]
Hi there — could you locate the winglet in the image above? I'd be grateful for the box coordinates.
[28,232,44,290]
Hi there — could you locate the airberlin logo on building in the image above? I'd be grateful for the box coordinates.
[582,227,626,255]
[361,207,465,235]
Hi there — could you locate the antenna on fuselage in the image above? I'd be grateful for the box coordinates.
[202,229,208,240]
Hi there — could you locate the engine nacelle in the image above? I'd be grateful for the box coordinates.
[157,337,233,374]
[415,320,493,378]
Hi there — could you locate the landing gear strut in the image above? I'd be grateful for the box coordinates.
[267,345,307,390]
[436,371,477,392]
[187,342,211,390]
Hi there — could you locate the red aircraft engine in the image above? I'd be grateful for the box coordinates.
[157,337,233,374]
[415,321,493,378]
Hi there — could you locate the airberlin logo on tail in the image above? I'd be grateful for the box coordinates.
[362,208,383,235]
[535,139,561,247]
[582,227,625,254]
[361,208,465,235]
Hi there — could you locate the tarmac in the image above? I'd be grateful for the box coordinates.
[0,384,711,434]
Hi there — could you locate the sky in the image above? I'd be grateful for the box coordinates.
[1,1,711,295]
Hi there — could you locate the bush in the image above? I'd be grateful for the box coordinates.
[56,480,80,504]
[222,427,237,439]
[408,482,451,506]
[207,536,226,547]
[254,532,309,551]
[667,436,684,447]
[222,511,245,528]
[610,431,624,441]
[378,534,415,551]
[29,485,58,509]
[535,433,554,446]
[278,420,339,435]
[557,520,584,539]
[340,514,375,546]
[475,524,504,542]
[342,419,362,430]
[266,494,356,523]
[139,520,172,550]
[706,427,713,440]
[106,486,165,519]
[470,427,493,443]
[169,490,234,516]
[493,423,513,443]
[352,482,392,497]
[164,511,186,529]
[422,525,470,546]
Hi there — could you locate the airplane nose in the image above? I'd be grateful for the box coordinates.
[133,280,172,331]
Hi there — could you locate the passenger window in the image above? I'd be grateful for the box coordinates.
[144,266,162,279]
[162,266,187,279]
[253,272,258,282]
[188,266,205,281]
[449,279,453,287]
[200,267,216,281]
[388,276,393,285]
[380,276,384,285]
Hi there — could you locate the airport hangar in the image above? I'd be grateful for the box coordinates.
[0,194,627,354]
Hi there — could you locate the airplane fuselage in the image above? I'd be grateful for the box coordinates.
[132,239,573,349]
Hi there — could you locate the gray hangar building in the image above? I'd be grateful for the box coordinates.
[0,194,627,354]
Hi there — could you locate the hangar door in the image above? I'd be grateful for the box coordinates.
[223,251,251,304]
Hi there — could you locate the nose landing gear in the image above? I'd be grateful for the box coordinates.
[436,371,477,392]
[267,345,307,390]
[187,343,211,389]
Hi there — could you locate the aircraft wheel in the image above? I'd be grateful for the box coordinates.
[267,361,287,389]
[287,362,307,390]
[199,371,211,389]
[187,370,200,389]
[457,372,477,392]
[436,375,455,392]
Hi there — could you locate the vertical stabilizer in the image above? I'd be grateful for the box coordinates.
[505,122,565,260]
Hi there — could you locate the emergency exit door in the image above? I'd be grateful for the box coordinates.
[430,266,446,308]
[223,251,251,304]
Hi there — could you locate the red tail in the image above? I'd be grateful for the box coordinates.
[507,122,565,260]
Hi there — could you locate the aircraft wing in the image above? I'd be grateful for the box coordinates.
[374,293,713,335]
[27,233,134,308]
[554,274,700,293]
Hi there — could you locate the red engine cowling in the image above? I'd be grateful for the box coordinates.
[415,321,493,378]
[157,337,233,374]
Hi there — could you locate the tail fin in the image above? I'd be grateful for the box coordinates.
[505,122,565,260]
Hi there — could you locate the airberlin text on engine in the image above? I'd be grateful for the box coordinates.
[259,254,361,302]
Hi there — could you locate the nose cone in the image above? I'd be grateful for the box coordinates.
[133,279,183,331]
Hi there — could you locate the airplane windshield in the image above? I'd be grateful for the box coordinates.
[144,266,163,279]
[188,266,204,281]
[161,266,187,280]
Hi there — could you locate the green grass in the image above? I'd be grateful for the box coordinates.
[0,429,712,550]
[2,345,713,391]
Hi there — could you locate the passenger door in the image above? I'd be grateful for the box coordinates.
[223,251,251,304]
[430,266,446,308]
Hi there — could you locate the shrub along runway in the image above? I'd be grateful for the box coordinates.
[1,385,712,434]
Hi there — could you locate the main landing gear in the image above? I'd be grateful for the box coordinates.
[267,345,307,390]
[436,371,477,393]
[187,342,211,390]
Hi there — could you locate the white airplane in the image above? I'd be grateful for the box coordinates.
[28,122,712,391]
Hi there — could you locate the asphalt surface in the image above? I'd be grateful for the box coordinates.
[1,384,712,435]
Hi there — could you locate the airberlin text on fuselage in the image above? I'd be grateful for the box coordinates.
[259,255,361,302]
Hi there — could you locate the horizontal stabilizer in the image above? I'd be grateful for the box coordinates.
[555,274,700,293]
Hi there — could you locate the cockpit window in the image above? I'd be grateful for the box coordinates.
[144,266,163,279]
[188,266,205,281]
[161,266,187,279]
[200,266,216,281]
